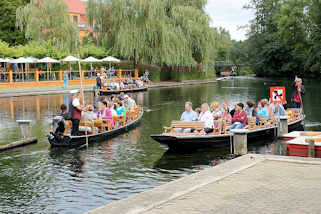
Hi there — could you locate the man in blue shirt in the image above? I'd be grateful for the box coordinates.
[175,102,198,133]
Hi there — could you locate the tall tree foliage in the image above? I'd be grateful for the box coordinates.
[16,0,79,52]
[246,0,321,77]
[87,0,215,69]
[0,0,29,45]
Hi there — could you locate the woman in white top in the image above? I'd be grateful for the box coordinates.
[108,102,118,117]
[198,103,214,134]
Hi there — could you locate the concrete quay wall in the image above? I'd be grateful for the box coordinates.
[86,154,321,214]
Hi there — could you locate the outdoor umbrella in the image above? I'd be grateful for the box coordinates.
[81,56,101,77]
[101,56,121,77]
[101,56,120,63]
[81,56,101,63]
[38,57,60,80]
[25,57,39,77]
[26,57,38,63]
[61,56,80,80]
[9,57,34,81]
[0,58,11,72]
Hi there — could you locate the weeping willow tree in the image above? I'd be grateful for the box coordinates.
[16,0,79,52]
[87,0,214,70]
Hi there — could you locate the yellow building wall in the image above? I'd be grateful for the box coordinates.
[68,13,88,41]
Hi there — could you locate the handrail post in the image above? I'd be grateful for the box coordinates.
[81,70,85,81]
[231,129,249,155]
[117,69,122,79]
[35,70,39,82]
[135,68,139,80]
[58,70,63,81]
[278,116,289,137]
[8,70,13,83]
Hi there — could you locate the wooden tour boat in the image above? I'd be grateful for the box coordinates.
[98,86,148,96]
[48,107,143,148]
[151,108,304,151]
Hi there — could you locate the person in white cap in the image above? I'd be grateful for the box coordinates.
[291,76,305,108]
[124,94,136,110]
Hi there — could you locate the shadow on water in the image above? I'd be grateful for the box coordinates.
[49,148,85,175]
[154,148,235,171]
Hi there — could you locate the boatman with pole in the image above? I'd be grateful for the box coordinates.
[291,76,305,109]
[69,90,85,136]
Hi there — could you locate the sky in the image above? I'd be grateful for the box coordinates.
[205,0,254,41]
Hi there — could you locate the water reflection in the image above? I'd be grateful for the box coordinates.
[1,77,321,213]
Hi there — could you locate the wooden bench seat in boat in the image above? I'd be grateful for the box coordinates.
[163,121,205,135]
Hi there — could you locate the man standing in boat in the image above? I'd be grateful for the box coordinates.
[176,102,198,133]
[96,73,102,89]
[291,76,305,108]
[69,90,85,136]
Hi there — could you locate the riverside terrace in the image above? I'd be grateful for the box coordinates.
[0,56,139,89]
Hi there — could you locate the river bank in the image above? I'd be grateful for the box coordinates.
[87,154,321,214]
[0,79,216,98]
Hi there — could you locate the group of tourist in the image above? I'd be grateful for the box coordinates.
[96,74,146,90]
[59,90,137,136]
[176,77,304,134]
[178,98,288,134]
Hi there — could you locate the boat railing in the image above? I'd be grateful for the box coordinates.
[62,107,141,136]
[163,109,303,137]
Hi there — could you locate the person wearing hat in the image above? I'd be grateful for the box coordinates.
[96,73,102,89]
[124,95,136,111]
[211,101,222,119]
[291,76,305,108]
[82,105,97,122]
[231,103,248,129]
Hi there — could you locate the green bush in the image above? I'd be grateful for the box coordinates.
[238,68,254,76]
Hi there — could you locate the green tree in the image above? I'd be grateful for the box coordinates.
[0,0,29,45]
[305,0,321,77]
[214,27,232,62]
[246,0,291,77]
[278,0,309,76]
[87,0,215,70]
[16,0,79,52]
[230,40,248,67]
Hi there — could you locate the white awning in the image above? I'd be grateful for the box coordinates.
[9,57,34,64]
[101,56,121,63]
[81,56,101,63]
[61,56,80,62]
[38,57,60,63]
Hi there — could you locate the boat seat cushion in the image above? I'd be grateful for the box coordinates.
[79,126,93,133]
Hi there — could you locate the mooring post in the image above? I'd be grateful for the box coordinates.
[278,116,289,137]
[231,129,249,155]
[306,138,315,158]
[16,120,32,139]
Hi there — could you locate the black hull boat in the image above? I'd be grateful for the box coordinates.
[99,87,148,96]
[151,118,304,151]
[48,111,143,148]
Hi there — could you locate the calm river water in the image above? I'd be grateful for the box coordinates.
[0,77,320,214]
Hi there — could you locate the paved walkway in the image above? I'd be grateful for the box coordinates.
[87,155,321,214]
[0,79,216,98]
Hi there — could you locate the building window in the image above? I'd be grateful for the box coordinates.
[73,16,78,24]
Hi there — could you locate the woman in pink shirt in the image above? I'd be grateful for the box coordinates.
[102,101,114,128]
[221,106,232,126]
